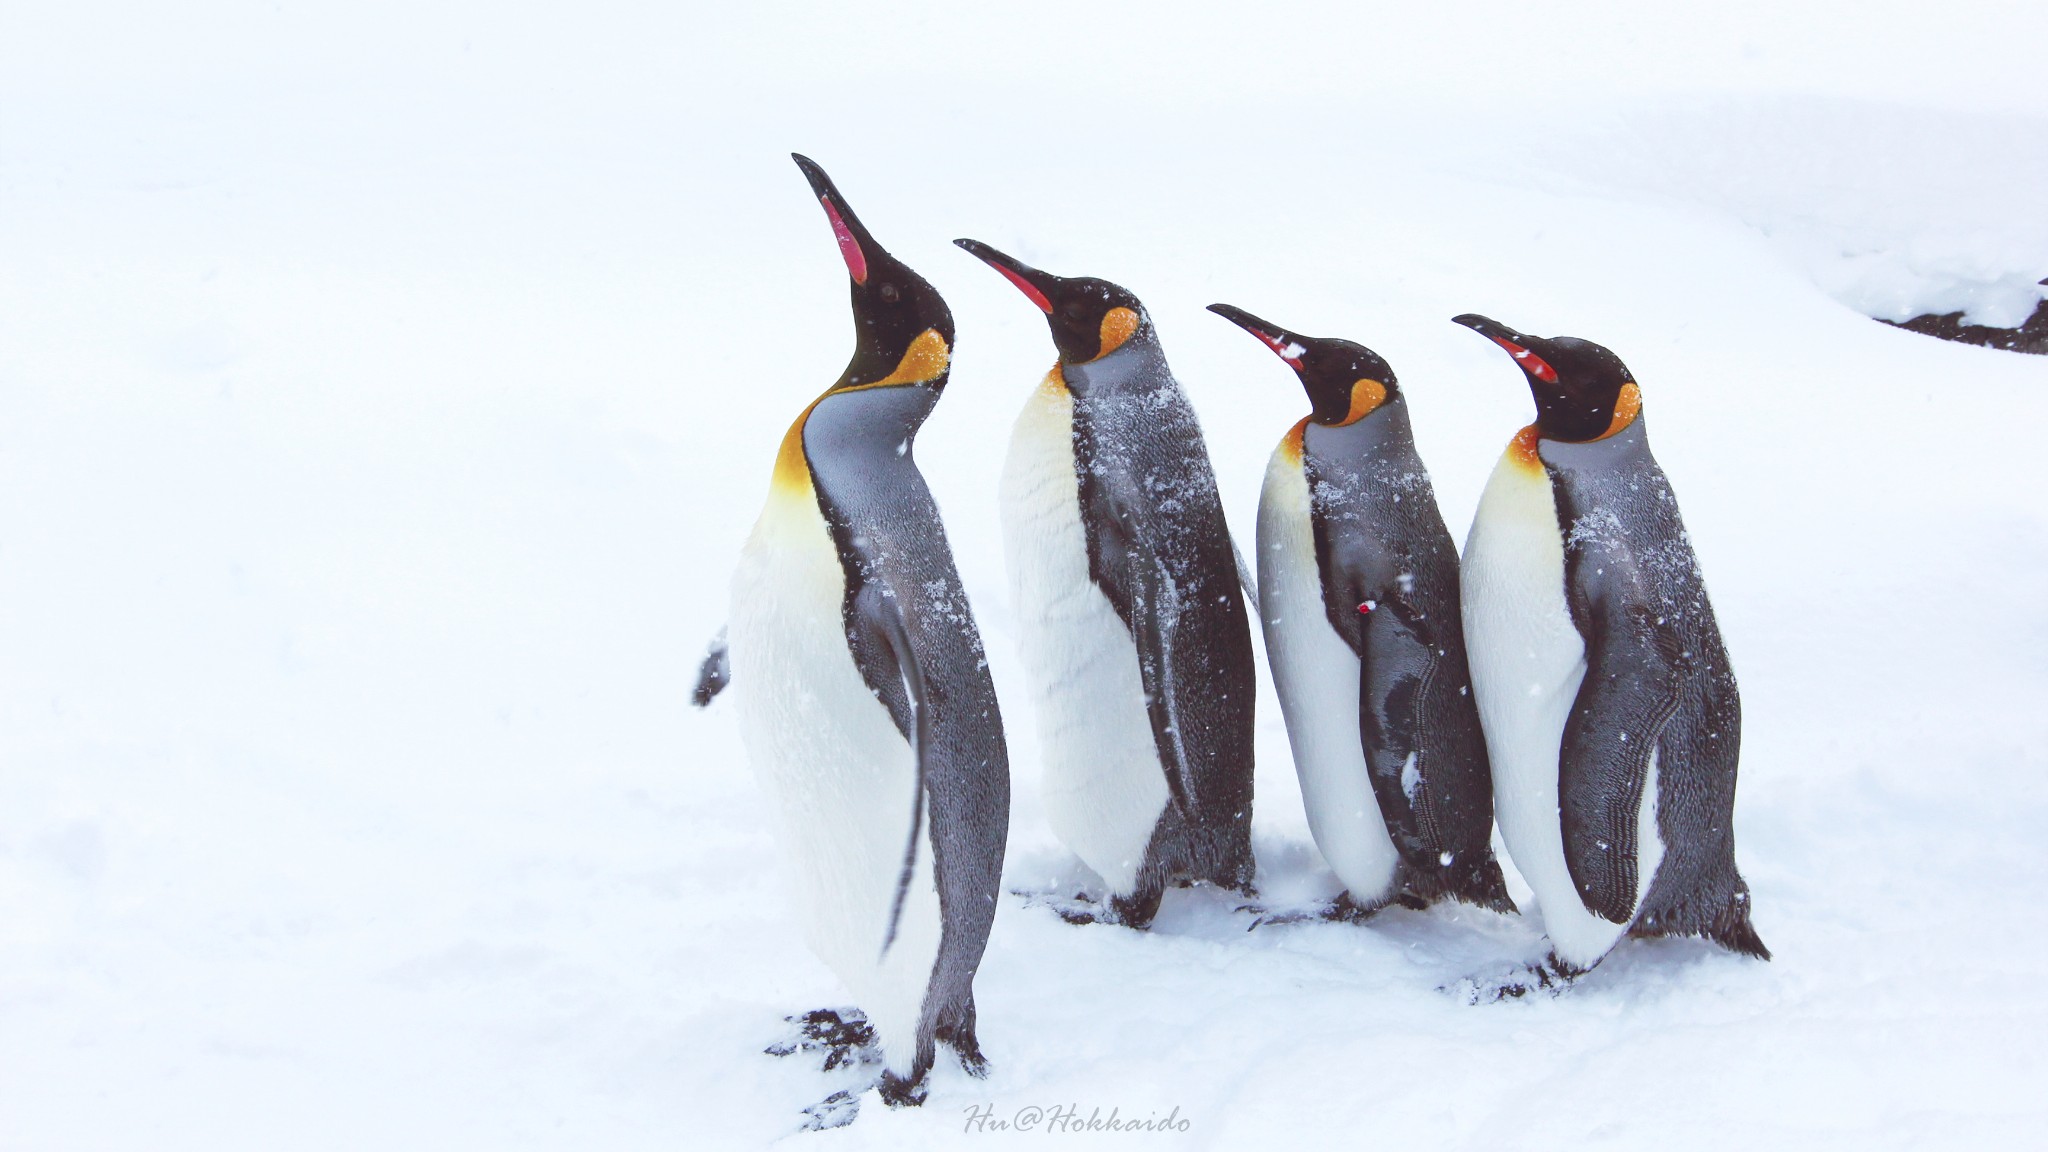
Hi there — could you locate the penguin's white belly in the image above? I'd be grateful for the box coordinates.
[999,375,1168,896]
[728,479,942,1075]
[1256,440,1400,903]
[1462,437,1658,969]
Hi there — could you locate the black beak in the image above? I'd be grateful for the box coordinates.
[953,238,1058,314]
[1208,303,1310,372]
[1451,313,1530,345]
[792,153,878,285]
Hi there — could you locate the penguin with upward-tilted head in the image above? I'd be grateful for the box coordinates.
[724,156,1009,1120]
[954,240,1256,928]
[1454,314,1766,988]
[1208,304,1514,920]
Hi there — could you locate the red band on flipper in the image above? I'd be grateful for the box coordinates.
[820,197,868,284]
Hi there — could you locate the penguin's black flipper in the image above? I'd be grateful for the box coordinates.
[1362,593,1520,915]
[1230,535,1260,615]
[847,582,933,960]
[1091,485,1198,818]
[1356,594,1438,845]
[1131,552,1198,818]
[690,627,730,707]
[1559,555,1684,925]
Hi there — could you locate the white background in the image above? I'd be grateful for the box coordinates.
[4,2,2046,1147]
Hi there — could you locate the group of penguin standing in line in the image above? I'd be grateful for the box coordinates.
[691,154,1769,1122]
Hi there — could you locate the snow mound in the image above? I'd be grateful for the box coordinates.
[1546,96,2048,328]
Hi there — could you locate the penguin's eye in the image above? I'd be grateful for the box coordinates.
[879,283,900,304]
[1063,300,1087,321]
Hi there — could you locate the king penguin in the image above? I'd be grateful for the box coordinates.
[1454,314,1767,979]
[954,240,1255,928]
[725,155,1010,1110]
[1209,304,1514,919]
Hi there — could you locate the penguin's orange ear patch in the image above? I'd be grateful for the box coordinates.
[1338,379,1389,425]
[1097,307,1139,358]
[869,328,952,387]
[1486,335,1558,384]
[1595,381,1642,439]
[820,196,868,284]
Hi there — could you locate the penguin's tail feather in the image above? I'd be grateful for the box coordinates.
[1704,889,1770,960]
[1443,856,1519,916]
[1633,873,1770,961]
[1396,855,1519,915]
[690,627,730,707]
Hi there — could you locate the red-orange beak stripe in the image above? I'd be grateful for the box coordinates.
[820,196,867,284]
[1488,335,1558,384]
[991,262,1052,313]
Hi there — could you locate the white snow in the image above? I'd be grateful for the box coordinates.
[4,2,2047,1148]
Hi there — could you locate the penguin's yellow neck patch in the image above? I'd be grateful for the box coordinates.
[772,397,825,496]
[1038,362,1068,399]
[769,329,951,498]
[1329,379,1389,426]
[863,328,951,389]
[1592,381,1642,440]
[1095,307,1139,360]
[1508,424,1544,474]
[1281,417,1310,464]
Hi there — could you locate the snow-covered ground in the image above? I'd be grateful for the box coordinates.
[5,3,2047,1148]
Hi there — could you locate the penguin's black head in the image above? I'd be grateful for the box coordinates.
[793,154,954,392]
[1208,303,1398,426]
[1452,314,1640,442]
[953,239,1148,365]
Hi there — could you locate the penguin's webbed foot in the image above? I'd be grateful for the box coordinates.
[1443,954,1587,1004]
[799,1089,862,1131]
[937,1008,991,1074]
[1239,901,1337,930]
[1012,887,1158,929]
[1109,886,1163,930]
[876,1070,929,1109]
[1242,890,1409,930]
[1010,887,1113,925]
[765,1007,882,1073]
[937,1026,990,1079]
[952,1044,990,1080]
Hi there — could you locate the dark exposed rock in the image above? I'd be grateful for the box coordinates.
[1881,280,2048,355]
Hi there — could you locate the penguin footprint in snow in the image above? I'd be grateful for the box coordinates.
[799,1090,862,1132]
